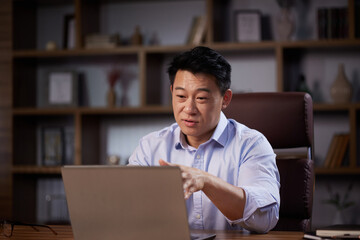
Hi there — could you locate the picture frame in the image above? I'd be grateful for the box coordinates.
[41,127,65,166]
[234,10,261,42]
[63,14,75,49]
[44,71,78,107]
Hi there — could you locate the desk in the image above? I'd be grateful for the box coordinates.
[0,225,305,240]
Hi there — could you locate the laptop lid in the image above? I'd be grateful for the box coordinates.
[62,165,192,240]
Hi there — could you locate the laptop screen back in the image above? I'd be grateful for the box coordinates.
[62,165,191,240]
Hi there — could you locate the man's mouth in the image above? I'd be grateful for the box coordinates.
[183,119,197,127]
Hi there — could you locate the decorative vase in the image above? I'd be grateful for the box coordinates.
[332,210,344,225]
[330,64,352,103]
[276,8,294,41]
[107,87,116,107]
[131,25,143,45]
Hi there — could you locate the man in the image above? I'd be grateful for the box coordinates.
[128,46,280,233]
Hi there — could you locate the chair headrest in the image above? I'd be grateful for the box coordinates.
[223,92,313,149]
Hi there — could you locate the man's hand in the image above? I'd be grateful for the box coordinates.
[159,159,246,220]
[159,159,207,199]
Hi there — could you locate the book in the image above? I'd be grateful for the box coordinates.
[323,134,339,168]
[186,16,206,45]
[303,232,323,240]
[323,133,350,168]
[317,7,348,40]
[333,134,349,167]
[84,33,120,49]
[316,224,360,237]
[330,134,343,168]
[317,8,327,39]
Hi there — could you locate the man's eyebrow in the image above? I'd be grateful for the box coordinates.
[197,88,211,93]
[174,87,185,90]
[174,87,211,93]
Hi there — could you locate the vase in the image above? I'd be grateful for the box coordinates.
[131,25,143,45]
[107,87,116,107]
[330,64,352,103]
[276,8,294,41]
[332,210,344,225]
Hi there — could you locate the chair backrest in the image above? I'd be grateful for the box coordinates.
[223,92,314,231]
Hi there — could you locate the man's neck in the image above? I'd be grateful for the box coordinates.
[183,130,216,149]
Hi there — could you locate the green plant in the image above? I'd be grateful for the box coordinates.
[323,183,355,211]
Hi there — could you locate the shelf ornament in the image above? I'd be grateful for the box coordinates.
[107,68,121,107]
[330,63,352,103]
[323,182,355,224]
[275,0,295,41]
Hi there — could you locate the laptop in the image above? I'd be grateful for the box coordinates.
[61,165,216,240]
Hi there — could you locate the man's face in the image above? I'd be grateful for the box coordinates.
[171,70,231,148]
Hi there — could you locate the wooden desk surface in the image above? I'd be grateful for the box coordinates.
[0,225,305,240]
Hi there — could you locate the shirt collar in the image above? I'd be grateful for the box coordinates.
[174,111,228,149]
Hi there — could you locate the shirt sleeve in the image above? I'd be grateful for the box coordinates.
[227,132,280,233]
[128,137,151,166]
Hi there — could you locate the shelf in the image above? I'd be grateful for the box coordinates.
[12,47,140,58]
[12,39,360,59]
[313,103,360,111]
[314,103,352,111]
[79,106,173,115]
[315,167,360,175]
[12,165,62,175]
[13,108,78,115]
[12,106,173,115]
[280,39,360,48]
[210,41,277,51]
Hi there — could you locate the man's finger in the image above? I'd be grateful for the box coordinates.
[159,159,180,168]
[159,159,171,166]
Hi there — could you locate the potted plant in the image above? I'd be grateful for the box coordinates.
[323,183,355,224]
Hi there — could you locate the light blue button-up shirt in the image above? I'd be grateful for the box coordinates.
[128,112,280,233]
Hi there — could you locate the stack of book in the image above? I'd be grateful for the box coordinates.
[323,133,350,168]
[85,34,120,49]
[304,224,360,239]
[317,7,348,39]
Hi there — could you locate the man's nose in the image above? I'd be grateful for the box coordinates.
[184,98,197,114]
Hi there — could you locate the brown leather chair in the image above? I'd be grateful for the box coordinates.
[223,92,314,231]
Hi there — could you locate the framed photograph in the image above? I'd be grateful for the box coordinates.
[63,14,75,49]
[41,127,65,166]
[235,10,261,42]
[45,71,78,107]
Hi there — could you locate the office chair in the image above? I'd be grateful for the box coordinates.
[223,92,314,231]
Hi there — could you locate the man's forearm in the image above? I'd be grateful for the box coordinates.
[202,172,246,221]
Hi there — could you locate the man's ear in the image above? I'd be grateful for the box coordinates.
[222,89,232,109]
[170,85,173,93]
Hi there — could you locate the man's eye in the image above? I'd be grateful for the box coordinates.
[197,97,208,100]
[177,95,186,98]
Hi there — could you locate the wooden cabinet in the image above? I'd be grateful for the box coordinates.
[6,0,360,222]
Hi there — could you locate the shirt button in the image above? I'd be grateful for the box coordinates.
[196,214,201,219]
[196,154,201,159]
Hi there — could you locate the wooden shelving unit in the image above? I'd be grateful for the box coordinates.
[2,0,359,222]
[315,167,360,175]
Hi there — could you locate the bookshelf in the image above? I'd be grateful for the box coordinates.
[0,0,359,223]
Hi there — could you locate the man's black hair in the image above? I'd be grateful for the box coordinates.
[167,46,231,95]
